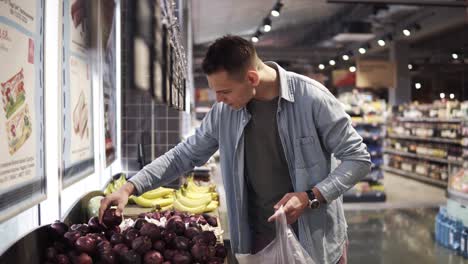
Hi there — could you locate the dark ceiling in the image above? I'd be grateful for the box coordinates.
[191,1,467,76]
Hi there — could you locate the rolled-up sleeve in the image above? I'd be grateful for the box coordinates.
[313,93,372,203]
[129,104,220,195]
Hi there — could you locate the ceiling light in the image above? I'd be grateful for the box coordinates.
[403,29,411,37]
[271,2,283,17]
[408,64,413,70]
[263,18,272,32]
[318,64,325,70]
[377,39,386,47]
[349,66,356,73]
[415,83,421,89]
[358,47,366,54]
[251,36,259,43]
[329,59,336,66]
[450,93,455,99]
[440,93,445,99]
[342,54,350,61]
[452,53,459,60]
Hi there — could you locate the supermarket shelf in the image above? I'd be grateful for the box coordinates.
[384,148,463,166]
[352,122,384,127]
[362,135,383,140]
[382,166,447,188]
[447,189,468,206]
[387,134,461,145]
[343,190,386,203]
[397,117,463,123]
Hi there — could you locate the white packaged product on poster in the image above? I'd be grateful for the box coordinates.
[6,104,32,155]
[236,206,315,264]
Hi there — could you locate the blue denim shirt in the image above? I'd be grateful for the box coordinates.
[129,62,371,263]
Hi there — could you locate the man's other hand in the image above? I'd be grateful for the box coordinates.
[268,192,309,224]
[98,182,135,224]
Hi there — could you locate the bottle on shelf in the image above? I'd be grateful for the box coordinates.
[461,228,468,258]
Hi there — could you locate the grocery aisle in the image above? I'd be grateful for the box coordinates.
[344,172,461,263]
[345,208,465,264]
[344,173,446,210]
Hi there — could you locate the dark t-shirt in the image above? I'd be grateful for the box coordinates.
[244,97,295,252]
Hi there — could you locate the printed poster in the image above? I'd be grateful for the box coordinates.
[62,0,94,187]
[0,0,45,222]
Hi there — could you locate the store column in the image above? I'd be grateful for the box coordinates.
[389,40,411,105]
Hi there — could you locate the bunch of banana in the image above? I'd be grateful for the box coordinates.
[173,177,219,214]
[184,176,216,194]
[130,187,176,210]
[103,174,127,195]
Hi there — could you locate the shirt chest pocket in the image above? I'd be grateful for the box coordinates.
[294,136,321,169]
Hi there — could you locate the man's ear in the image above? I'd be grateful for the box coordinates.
[246,70,260,87]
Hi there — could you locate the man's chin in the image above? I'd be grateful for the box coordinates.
[229,104,243,110]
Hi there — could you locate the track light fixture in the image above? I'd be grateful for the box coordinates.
[250,2,284,43]
[263,17,272,32]
[271,2,283,17]
[377,39,386,47]
[318,64,325,70]
[402,23,421,37]
[342,54,350,61]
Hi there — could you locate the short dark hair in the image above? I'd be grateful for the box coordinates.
[202,35,258,78]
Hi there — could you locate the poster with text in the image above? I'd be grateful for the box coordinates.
[102,0,116,166]
[0,0,45,223]
[62,0,94,187]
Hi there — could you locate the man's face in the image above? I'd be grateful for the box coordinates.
[207,70,256,110]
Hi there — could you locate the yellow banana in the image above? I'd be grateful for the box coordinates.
[173,199,207,214]
[181,188,218,200]
[142,187,175,199]
[204,200,219,212]
[109,181,117,193]
[186,178,215,193]
[115,174,126,188]
[175,190,212,208]
[133,195,174,208]
[159,204,174,211]
[104,183,112,195]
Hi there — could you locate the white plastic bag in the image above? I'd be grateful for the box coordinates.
[236,206,316,264]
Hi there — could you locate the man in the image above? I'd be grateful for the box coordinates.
[100,35,371,263]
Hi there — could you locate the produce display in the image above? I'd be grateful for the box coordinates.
[43,209,226,264]
[104,175,220,214]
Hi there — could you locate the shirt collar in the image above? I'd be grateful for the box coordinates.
[265,61,295,103]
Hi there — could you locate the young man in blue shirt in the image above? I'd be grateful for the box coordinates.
[100,35,371,264]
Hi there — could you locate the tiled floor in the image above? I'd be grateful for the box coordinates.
[218,167,463,263]
[345,173,465,264]
[346,208,466,264]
